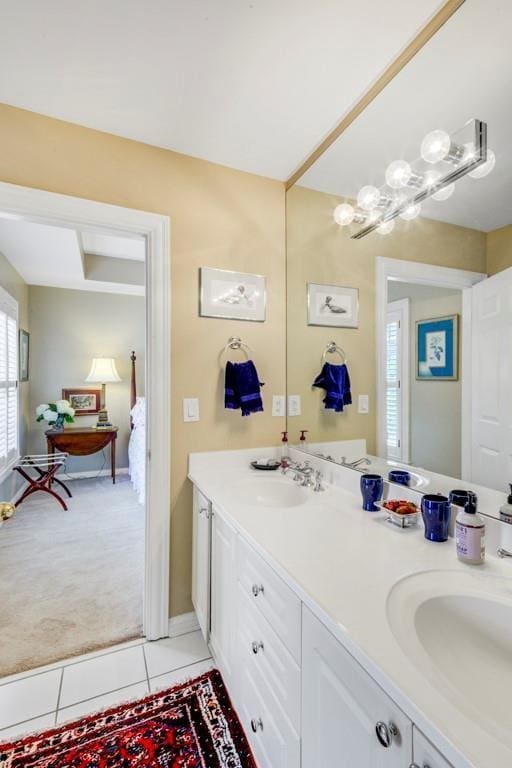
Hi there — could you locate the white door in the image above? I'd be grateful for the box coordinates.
[302,606,412,768]
[412,727,452,768]
[471,266,512,491]
[385,299,410,462]
[191,486,211,642]
[209,509,237,689]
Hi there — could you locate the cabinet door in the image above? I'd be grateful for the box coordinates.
[412,728,453,768]
[210,509,237,689]
[302,606,412,768]
[191,487,211,642]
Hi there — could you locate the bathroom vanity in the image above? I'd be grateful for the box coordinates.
[189,447,512,768]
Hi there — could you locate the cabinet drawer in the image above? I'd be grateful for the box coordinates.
[237,537,301,662]
[237,584,300,732]
[237,661,300,768]
[413,727,454,767]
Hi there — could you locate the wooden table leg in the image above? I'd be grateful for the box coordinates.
[112,435,116,484]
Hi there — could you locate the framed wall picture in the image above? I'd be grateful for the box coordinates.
[19,329,29,382]
[416,314,459,380]
[199,267,266,322]
[307,283,359,328]
[62,387,102,415]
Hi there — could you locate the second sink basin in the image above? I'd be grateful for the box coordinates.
[387,569,512,746]
[230,477,309,508]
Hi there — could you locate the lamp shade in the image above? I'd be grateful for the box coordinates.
[85,358,122,384]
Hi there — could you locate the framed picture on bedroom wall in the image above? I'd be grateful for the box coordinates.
[62,387,102,415]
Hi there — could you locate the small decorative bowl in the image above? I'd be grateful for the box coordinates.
[250,460,281,471]
[388,469,411,486]
[382,500,419,528]
[386,508,419,528]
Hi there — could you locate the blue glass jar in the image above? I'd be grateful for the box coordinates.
[360,474,384,512]
[421,494,451,541]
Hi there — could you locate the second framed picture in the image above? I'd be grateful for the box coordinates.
[416,314,459,380]
[62,387,102,415]
[307,282,359,328]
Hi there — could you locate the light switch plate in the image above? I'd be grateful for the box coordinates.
[183,397,199,422]
[288,395,301,417]
[272,395,286,417]
[358,394,369,414]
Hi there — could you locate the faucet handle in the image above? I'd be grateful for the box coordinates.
[314,470,325,492]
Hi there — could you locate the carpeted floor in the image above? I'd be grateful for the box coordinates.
[0,476,144,677]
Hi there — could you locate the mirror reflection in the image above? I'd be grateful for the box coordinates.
[286,0,512,513]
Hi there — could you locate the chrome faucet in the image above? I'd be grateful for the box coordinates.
[281,459,324,490]
[497,547,512,559]
[340,456,371,471]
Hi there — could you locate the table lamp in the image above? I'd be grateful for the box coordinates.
[85,357,122,428]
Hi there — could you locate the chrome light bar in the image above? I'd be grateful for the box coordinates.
[348,119,488,239]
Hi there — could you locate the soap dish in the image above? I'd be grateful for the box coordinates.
[382,500,419,528]
[386,509,419,528]
[250,460,281,471]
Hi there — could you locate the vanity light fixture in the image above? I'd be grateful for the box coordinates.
[333,119,493,239]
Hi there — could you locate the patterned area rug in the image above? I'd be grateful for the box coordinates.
[0,670,256,768]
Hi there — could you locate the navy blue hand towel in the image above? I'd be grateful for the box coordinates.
[312,362,352,412]
[225,360,264,416]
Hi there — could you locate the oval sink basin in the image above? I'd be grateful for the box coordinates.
[230,478,309,508]
[387,570,512,745]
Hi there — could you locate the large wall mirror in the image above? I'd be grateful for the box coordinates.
[286,0,511,518]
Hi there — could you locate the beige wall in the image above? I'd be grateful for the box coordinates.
[0,250,30,501]
[0,103,286,616]
[286,185,487,453]
[486,224,512,276]
[28,286,145,472]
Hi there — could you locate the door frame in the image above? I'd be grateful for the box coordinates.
[376,257,485,476]
[386,298,411,463]
[0,181,171,640]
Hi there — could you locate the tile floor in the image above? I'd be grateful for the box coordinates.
[0,630,213,741]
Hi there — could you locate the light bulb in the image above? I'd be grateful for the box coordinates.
[357,185,380,211]
[424,170,455,201]
[377,219,395,235]
[399,202,421,221]
[420,130,451,163]
[469,148,496,179]
[385,160,412,189]
[333,203,355,226]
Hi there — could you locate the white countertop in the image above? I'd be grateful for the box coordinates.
[189,447,512,768]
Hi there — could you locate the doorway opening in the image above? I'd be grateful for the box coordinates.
[0,183,170,678]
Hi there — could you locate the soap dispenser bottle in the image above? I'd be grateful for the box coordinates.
[455,492,485,565]
[499,485,512,525]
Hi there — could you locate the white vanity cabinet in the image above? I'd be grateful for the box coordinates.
[209,507,238,691]
[191,486,211,642]
[412,728,454,768]
[302,605,413,768]
[190,479,456,768]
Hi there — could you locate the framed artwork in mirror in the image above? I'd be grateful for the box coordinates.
[199,267,266,321]
[307,282,359,328]
[416,315,459,380]
[61,387,102,415]
[19,329,29,382]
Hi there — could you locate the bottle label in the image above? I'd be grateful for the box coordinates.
[455,521,485,561]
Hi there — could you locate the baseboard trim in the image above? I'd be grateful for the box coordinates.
[168,612,200,638]
[64,468,129,480]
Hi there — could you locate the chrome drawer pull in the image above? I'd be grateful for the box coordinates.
[375,720,399,748]
[251,640,264,655]
[252,583,264,597]
[251,717,263,733]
